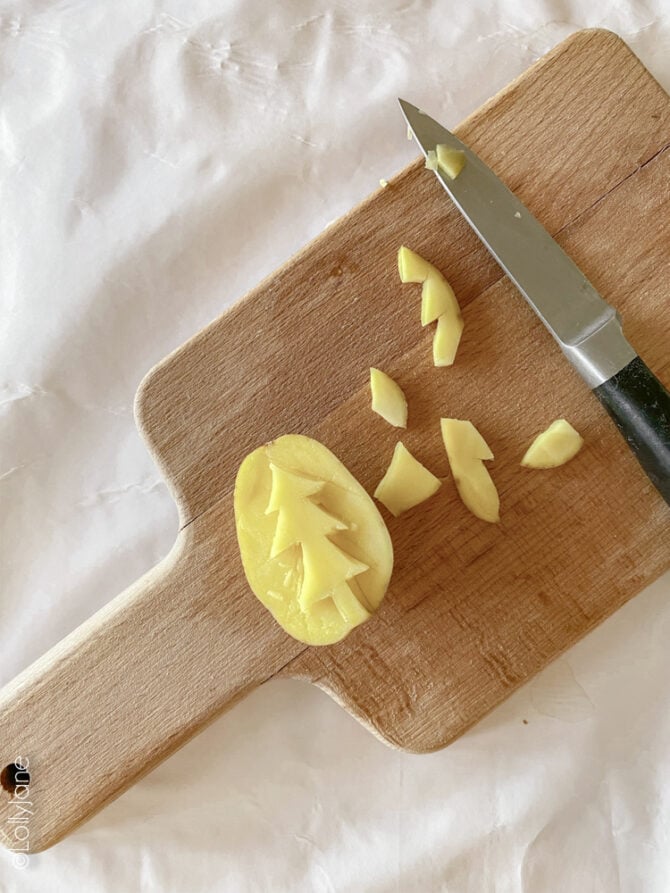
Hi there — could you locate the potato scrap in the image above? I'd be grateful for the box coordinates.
[436,144,466,179]
[419,271,458,326]
[433,310,465,367]
[521,419,584,468]
[398,244,435,285]
[441,419,500,523]
[370,367,408,428]
[374,442,441,517]
[397,245,464,365]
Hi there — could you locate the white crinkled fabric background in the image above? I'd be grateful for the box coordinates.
[1,1,669,890]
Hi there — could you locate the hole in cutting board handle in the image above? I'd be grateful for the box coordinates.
[0,763,30,797]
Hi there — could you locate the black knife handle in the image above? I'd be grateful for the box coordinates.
[593,356,670,505]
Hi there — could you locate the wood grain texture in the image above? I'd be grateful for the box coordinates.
[136,28,670,526]
[0,29,668,853]
[0,504,303,852]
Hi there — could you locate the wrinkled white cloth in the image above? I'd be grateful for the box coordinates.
[1,1,669,890]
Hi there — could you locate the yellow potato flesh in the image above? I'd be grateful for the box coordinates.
[436,145,466,179]
[521,419,584,468]
[433,307,465,366]
[420,274,458,327]
[424,149,438,171]
[441,419,500,523]
[397,245,434,283]
[235,435,393,645]
[370,367,407,428]
[374,442,441,517]
[398,246,464,364]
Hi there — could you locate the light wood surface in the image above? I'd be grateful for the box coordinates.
[1,29,668,853]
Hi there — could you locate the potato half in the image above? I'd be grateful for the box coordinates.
[235,435,393,645]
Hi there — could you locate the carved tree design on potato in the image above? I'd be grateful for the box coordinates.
[266,463,370,623]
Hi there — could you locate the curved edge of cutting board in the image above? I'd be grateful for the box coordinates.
[457,27,628,128]
[276,610,613,755]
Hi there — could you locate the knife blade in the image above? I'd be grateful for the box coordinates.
[399,99,670,504]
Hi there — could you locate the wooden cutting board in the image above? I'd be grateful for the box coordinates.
[1,29,669,854]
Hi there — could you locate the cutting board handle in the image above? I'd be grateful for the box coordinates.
[0,523,301,853]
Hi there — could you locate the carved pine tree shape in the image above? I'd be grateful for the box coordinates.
[266,463,370,623]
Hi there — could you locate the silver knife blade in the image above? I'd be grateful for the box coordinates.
[399,99,637,387]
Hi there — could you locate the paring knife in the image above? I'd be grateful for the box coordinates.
[399,99,670,505]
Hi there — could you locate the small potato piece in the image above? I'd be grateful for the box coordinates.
[433,307,465,366]
[397,246,464,365]
[420,274,458,326]
[398,245,435,283]
[436,145,466,179]
[370,368,408,428]
[399,246,454,322]
[441,419,500,523]
[425,149,438,171]
[521,419,584,468]
[374,442,441,516]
